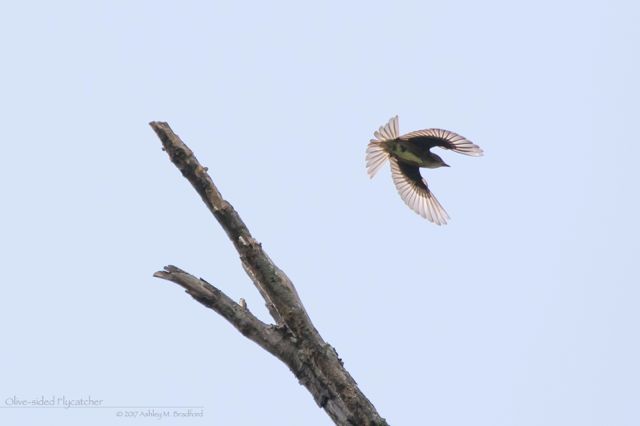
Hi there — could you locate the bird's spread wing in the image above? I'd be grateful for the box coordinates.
[400,128,483,157]
[366,116,399,178]
[390,158,450,225]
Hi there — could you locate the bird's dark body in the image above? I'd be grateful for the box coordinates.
[385,137,447,169]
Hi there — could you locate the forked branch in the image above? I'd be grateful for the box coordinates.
[149,122,387,426]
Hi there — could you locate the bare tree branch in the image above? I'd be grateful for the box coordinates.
[153,265,293,358]
[150,121,388,426]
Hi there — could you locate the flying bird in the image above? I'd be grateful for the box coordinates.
[366,116,483,225]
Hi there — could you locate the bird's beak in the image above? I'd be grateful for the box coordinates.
[443,163,450,167]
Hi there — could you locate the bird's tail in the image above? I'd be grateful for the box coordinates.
[366,141,389,178]
[366,116,400,178]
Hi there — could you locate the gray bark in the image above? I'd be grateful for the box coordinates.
[149,122,388,426]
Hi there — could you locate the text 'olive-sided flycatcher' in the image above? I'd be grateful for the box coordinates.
[366,116,483,225]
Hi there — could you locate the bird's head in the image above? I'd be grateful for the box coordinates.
[430,153,450,168]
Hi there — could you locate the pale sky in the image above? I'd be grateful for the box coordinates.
[1,1,639,425]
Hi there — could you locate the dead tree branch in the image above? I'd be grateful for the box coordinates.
[149,122,388,426]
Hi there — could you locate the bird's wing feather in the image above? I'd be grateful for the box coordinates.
[390,158,450,225]
[401,128,483,157]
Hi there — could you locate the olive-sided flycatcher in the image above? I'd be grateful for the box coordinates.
[366,116,483,225]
